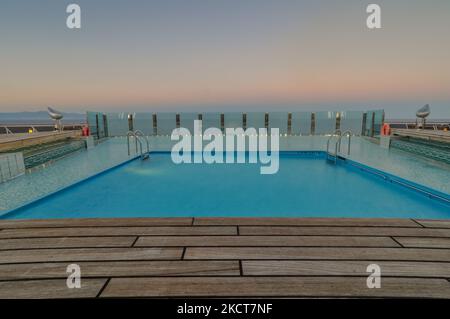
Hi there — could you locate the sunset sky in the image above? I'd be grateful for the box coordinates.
[1,0,449,118]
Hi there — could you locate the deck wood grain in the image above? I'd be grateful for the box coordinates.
[394,237,450,249]
[185,247,450,261]
[0,247,183,264]
[239,226,450,237]
[0,226,237,239]
[416,220,450,229]
[194,218,419,227]
[242,260,450,277]
[1,217,449,298]
[0,261,240,280]
[100,277,450,298]
[0,236,137,250]
[135,236,399,247]
[0,279,107,299]
[0,218,193,229]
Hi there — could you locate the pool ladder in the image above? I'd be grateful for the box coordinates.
[326,130,352,164]
[127,130,150,160]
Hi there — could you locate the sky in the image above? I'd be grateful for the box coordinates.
[0,0,449,119]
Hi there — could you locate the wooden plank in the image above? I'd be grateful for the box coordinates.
[0,261,240,280]
[395,237,450,249]
[135,236,399,247]
[0,218,193,229]
[239,226,450,237]
[243,260,450,277]
[0,226,237,239]
[194,218,419,227]
[184,247,450,262]
[0,236,137,250]
[0,279,106,299]
[0,247,183,264]
[416,220,450,229]
[100,277,450,298]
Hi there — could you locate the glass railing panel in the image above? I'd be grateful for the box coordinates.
[86,111,98,137]
[224,112,243,130]
[364,111,374,136]
[268,112,288,135]
[291,112,311,135]
[340,111,363,135]
[133,112,154,135]
[106,112,129,136]
[156,113,176,136]
[97,114,105,138]
[315,111,337,135]
[246,112,265,130]
[179,113,198,133]
[202,113,221,131]
[373,109,384,136]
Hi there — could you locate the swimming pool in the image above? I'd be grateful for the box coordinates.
[3,151,450,219]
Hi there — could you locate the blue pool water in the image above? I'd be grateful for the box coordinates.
[3,152,450,219]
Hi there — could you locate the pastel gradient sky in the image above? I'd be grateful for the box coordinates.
[1,0,449,118]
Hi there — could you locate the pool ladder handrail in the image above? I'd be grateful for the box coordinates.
[326,130,341,164]
[337,130,352,156]
[134,130,150,159]
[326,129,353,164]
[127,131,150,160]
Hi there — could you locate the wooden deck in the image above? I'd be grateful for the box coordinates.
[0,217,449,298]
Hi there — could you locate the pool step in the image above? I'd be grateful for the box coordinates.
[326,152,337,164]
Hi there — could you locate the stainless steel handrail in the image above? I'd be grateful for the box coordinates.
[126,131,143,157]
[338,130,352,156]
[133,130,150,155]
[326,130,341,164]
[127,130,150,160]
[326,130,341,154]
